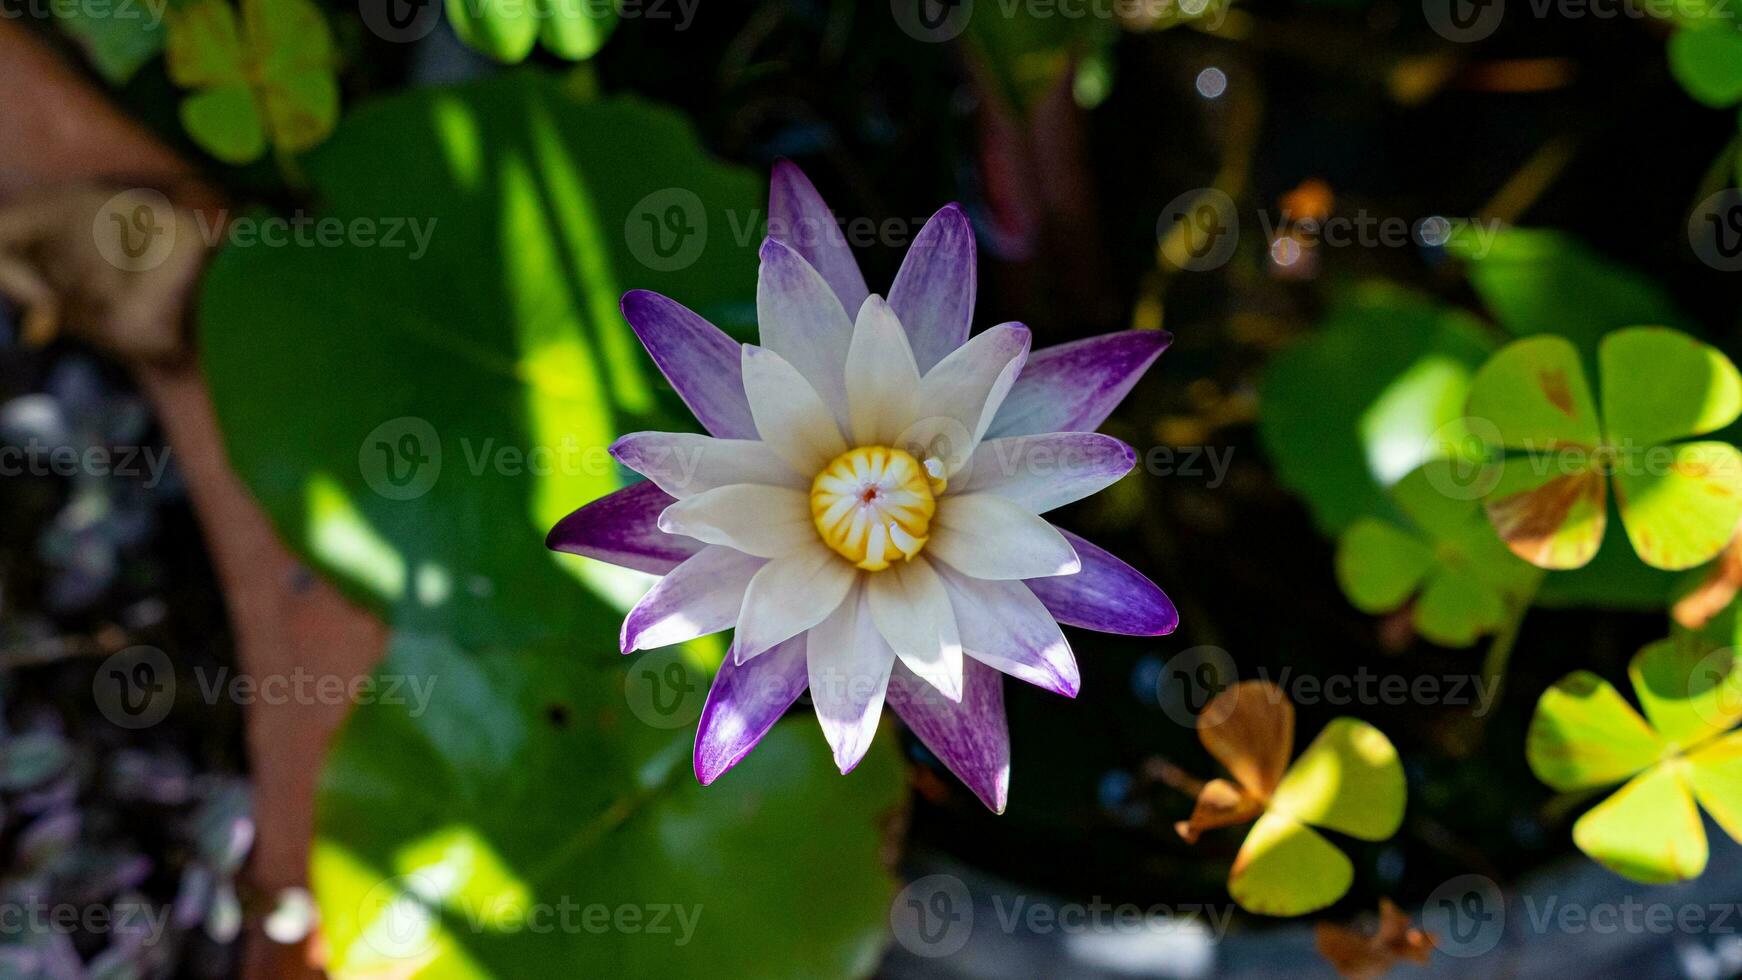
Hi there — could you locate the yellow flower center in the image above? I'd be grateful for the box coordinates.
[810,446,942,571]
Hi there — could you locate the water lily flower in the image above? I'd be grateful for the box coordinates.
[548,162,1176,811]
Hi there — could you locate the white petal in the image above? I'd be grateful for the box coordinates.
[866,557,963,702]
[806,583,895,773]
[611,432,802,499]
[757,239,854,430]
[935,564,1078,696]
[927,493,1081,580]
[900,323,1030,477]
[845,295,922,447]
[741,345,849,476]
[733,545,857,661]
[951,433,1135,513]
[657,484,815,558]
[621,546,765,653]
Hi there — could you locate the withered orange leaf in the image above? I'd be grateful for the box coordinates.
[1314,898,1433,979]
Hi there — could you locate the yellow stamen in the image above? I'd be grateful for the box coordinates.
[810,446,936,571]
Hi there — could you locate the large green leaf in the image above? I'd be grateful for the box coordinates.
[1258,284,1494,535]
[200,72,761,645]
[1449,228,1692,359]
[315,633,905,978]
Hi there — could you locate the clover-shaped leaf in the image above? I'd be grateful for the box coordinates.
[1177,681,1406,916]
[1336,460,1537,647]
[447,0,618,64]
[1467,328,1742,571]
[1528,635,1742,883]
[164,0,338,164]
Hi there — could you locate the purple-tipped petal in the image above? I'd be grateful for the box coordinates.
[768,159,871,318]
[1025,529,1178,636]
[694,633,809,785]
[621,290,757,440]
[937,566,1078,698]
[807,586,896,774]
[889,203,976,373]
[621,546,765,653]
[987,330,1172,438]
[953,432,1136,514]
[887,658,1011,813]
[546,481,700,575]
[757,239,854,430]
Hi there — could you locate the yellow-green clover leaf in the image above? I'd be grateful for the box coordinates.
[165,0,338,165]
[1467,327,1742,572]
[1528,635,1742,883]
[446,0,618,64]
[1176,681,1406,917]
[1336,460,1537,647]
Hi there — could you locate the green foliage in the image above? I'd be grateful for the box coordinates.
[1269,718,1406,841]
[1466,329,1742,572]
[1335,461,1537,647]
[54,0,166,83]
[1190,683,1406,917]
[200,71,903,977]
[964,0,1122,109]
[447,0,618,64]
[1670,25,1742,108]
[314,634,905,979]
[1448,227,1692,360]
[200,73,760,641]
[1528,636,1742,883]
[164,0,339,164]
[1258,283,1494,536]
